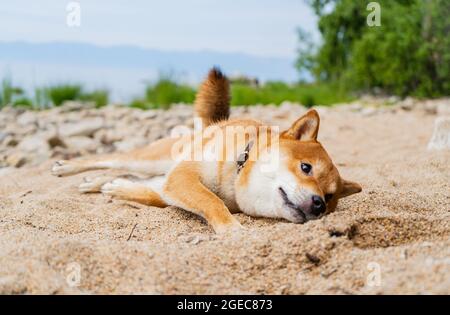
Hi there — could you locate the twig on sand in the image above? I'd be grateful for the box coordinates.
[20,190,32,198]
[127,223,138,241]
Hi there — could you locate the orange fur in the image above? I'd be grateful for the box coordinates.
[194,67,230,128]
[52,68,362,234]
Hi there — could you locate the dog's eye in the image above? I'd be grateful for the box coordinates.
[300,163,312,175]
[325,194,333,203]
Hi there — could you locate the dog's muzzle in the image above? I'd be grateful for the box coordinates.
[278,187,326,222]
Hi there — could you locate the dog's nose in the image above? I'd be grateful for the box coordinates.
[311,195,326,216]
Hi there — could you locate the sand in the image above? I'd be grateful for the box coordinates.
[0,102,449,294]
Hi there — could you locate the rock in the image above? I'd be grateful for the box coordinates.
[427,117,450,150]
[387,96,401,104]
[17,111,37,126]
[3,136,19,147]
[0,167,15,176]
[165,117,184,129]
[436,101,450,116]
[114,137,148,152]
[187,235,201,245]
[273,102,296,119]
[6,153,27,168]
[420,99,450,115]
[423,102,438,115]
[47,135,67,149]
[58,101,95,112]
[133,109,158,120]
[18,135,50,153]
[361,107,377,116]
[60,118,105,137]
[0,132,8,143]
[398,97,416,111]
[94,129,124,145]
[342,103,363,112]
[64,136,100,153]
[314,106,330,117]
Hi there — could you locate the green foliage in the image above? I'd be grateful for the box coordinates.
[34,87,50,109]
[47,84,82,106]
[295,28,317,78]
[230,81,352,107]
[79,89,109,108]
[129,99,155,110]
[131,76,352,109]
[0,80,110,109]
[13,97,33,108]
[0,77,25,107]
[45,84,109,107]
[298,0,450,97]
[144,77,196,109]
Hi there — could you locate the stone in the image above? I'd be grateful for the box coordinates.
[64,136,99,153]
[427,117,450,150]
[0,167,15,176]
[59,101,95,112]
[60,118,105,137]
[4,136,19,147]
[361,107,377,116]
[94,129,124,145]
[114,137,148,152]
[6,153,27,168]
[134,109,158,120]
[47,135,67,149]
[17,135,50,153]
[436,101,450,116]
[0,132,8,143]
[17,111,37,126]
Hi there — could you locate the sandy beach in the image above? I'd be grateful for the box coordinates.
[0,100,449,294]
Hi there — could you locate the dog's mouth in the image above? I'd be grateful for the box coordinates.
[278,187,307,223]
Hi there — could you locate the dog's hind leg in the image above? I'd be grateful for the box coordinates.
[78,175,117,193]
[51,137,179,177]
[79,174,147,193]
[100,176,167,207]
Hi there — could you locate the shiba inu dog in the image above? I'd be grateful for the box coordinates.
[52,68,362,234]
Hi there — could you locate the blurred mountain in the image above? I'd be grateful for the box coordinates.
[0,41,298,101]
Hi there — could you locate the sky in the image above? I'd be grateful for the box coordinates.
[0,0,318,58]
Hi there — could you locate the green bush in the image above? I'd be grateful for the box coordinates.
[144,77,196,109]
[34,87,50,109]
[298,0,450,97]
[129,99,155,110]
[13,97,33,108]
[46,84,109,107]
[80,89,109,108]
[131,77,352,109]
[0,81,110,109]
[0,78,26,107]
[47,84,82,106]
[230,81,352,107]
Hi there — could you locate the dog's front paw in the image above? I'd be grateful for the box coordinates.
[51,160,79,177]
[213,219,244,235]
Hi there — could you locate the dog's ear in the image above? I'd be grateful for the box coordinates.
[281,109,320,141]
[339,179,362,198]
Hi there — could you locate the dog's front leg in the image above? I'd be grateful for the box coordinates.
[163,161,242,234]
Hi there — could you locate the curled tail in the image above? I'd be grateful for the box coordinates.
[194,67,230,128]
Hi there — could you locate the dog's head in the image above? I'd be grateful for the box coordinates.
[235,109,362,223]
